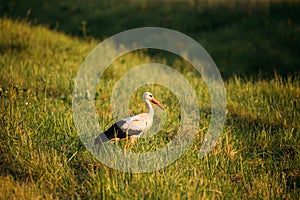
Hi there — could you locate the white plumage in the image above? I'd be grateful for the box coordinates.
[94,92,165,144]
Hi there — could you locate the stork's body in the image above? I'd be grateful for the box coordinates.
[94,92,164,145]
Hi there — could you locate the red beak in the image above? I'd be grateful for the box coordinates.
[151,98,165,110]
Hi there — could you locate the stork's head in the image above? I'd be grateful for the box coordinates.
[142,92,165,110]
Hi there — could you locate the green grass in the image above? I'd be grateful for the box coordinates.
[1,17,299,199]
[1,0,300,78]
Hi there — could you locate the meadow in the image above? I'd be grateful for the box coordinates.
[0,0,300,199]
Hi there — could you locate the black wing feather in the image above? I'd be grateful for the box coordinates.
[94,121,127,144]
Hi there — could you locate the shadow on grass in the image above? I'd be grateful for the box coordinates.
[1,0,300,79]
[227,110,300,190]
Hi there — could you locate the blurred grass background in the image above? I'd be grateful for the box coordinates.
[1,0,299,78]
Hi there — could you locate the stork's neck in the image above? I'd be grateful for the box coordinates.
[145,99,154,115]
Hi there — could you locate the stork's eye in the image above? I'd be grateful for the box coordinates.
[149,94,152,97]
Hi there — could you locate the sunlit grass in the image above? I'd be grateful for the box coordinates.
[0,18,299,199]
[1,0,300,78]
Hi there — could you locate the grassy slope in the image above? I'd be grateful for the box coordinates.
[0,18,300,199]
[1,0,300,78]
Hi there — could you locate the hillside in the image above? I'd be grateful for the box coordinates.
[1,0,300,78]
[0,18,299,199]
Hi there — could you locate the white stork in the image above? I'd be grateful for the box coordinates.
[94,92,165,146]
